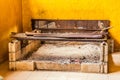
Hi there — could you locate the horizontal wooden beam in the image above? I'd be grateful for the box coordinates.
[11,33,107,42]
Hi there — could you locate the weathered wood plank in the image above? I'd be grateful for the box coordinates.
[16,60,34,71]
[8,40,21,53]
[9,62,16,70]
[107,39,114,53]
[11,33,107,42]
[104,62,108,73]
[100,42,104,62]
[25,32,103,39]
[35,61,80,71]
[104,43,108,62]
[9,50,21,61]
[81,63,101,73]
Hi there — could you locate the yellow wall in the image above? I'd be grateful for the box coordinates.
[22,0,120,49]
[0,0,22,62]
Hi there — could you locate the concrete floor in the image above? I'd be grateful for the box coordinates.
[0,52,120,80]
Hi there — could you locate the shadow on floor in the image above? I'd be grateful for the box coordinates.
[109,52,120,73]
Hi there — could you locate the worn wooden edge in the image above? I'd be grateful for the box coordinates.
[9,50,21,61]
[107,39,114,53]
[9,62,16,71]
[104,43,108,62]
[21,40,41,58]
[9,60,34,71]
[9,60,108,73]
[100,43,104,62]
[8,40,21,53]
[103,62,108,74]
[35,61,81,71]
[81,62,102,73]
[15,60,34,71]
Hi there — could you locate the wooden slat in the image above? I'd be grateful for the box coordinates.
[35,61,80,71]
[32,20,110,30]
[81,63,101,73]
[36,28,101,31]
[16,60,34,71]
[8,40,21,53]
[21,40,40,58]
[104,62,108,73]
[25,32,103,39]
[11,33,106,42]
[104,42,108,62]
[9,62,16,70]
[107,39,114,53]
[9,50,21,61]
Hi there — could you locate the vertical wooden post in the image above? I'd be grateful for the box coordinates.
[104,62,108,73]
[9,62,16,70]
[8,40,21,61]
[104,42,108,73]
[100,42,108,73]
[100,42,104,62]
[8,40,21,53]
[104,42,108,62]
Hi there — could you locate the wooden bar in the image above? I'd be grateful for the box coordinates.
[100,42,104,62]
[21,47,27,58]
[9,50,21,61]
[20,40,40,58]
[11,33,107,42]
[31,20,110,29]
[107,39,114,53]
[103,62,108,73]
[100,62,104,73]
[16,60,34,71]
[104,42,108,62]
[8,40,21,53]
[25,32,103,39]
[81,63,101,73]
[36,28,101,31]
[9,62,16,70]
[35,61,80,71]
[111,39,114,53]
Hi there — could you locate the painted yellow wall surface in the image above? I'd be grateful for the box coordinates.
[0,0,22,62]
[22,0,120,49]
